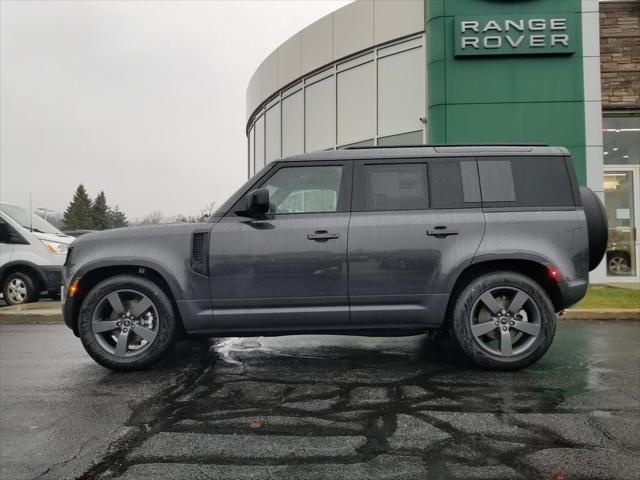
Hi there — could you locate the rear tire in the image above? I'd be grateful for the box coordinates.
[451,272,556,370]
[3,272,39,305]
[78,275,178,371]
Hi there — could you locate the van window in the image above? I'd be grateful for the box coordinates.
[361,163,428,211]
[0,204,62,234]
[478,156,575,207]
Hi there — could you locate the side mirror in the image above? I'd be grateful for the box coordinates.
[238,188,270,218]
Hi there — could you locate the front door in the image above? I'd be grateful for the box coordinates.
[210,161,352,331]
[604,166,639,281]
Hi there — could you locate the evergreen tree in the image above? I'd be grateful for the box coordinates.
[91,191,110,230]
[63,185,94,229]
[108,206,128,228]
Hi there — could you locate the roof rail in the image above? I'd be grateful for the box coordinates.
[345,143,549,150]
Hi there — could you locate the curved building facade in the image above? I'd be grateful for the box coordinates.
[246,0,640,284]
[246,0,426,177]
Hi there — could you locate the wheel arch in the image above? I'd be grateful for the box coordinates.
[69,263,185,336]
[444,258,564,326]
[607,249,631,260]
[0,261,45,291]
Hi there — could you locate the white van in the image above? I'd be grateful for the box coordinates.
[0,203,74,305]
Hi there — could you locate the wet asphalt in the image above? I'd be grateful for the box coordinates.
[0,321,639,480]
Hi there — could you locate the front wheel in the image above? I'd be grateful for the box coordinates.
[78,275,178,371]
[3,272,39,305]
[451,272,556,370]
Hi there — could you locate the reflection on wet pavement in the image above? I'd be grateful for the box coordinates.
[77,320,640,479]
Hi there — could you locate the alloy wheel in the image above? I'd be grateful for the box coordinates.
[7,278,28,304]
[469,286,542,357]
[91,290,159,358]
[608,256,629,275]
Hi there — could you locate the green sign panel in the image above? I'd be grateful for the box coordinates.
[454,14,577,57]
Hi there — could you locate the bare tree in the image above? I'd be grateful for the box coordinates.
[138,211,163,225]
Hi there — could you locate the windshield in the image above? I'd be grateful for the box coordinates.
[0,204,63,234]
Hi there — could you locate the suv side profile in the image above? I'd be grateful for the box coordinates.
[62,146,607,371]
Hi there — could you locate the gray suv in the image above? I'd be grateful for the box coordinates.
[62,146,607,371]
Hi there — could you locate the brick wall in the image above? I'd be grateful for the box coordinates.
[600,1,640,109]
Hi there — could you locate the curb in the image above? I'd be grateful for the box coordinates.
[0,315,63,324]
[559,309,640,320]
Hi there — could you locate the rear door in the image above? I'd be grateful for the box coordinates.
[210,161,352,331]
[348,157,485,327]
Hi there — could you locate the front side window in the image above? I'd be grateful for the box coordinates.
[261,165,344,214]
[361,163,428,211]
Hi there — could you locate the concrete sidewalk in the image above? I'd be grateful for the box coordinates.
[0,301,63,324]
[0,301,638,324]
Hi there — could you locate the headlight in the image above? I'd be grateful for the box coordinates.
[41,240,69,255]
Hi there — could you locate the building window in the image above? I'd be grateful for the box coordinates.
[265,104,281,163]
[247,35,426,167]
[305,76,335,152]
[248,126,255,177]
[377,131,423,146]
[338,139,374,149]
[255,115,265,172]
[377,46,424,138]
[337,60,375,145]
[603,112,639,278]
[282,90,304,157]
[603,114,639,165]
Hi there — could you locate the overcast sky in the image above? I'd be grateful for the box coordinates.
[0,0,350,220]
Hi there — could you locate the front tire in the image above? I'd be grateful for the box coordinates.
[78,275,178,371]
[451,272,556,370]
[3,272,39,305]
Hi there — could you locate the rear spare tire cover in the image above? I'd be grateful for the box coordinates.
[580,186,608,271]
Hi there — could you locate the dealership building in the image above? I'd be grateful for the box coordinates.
[246,0,639,284]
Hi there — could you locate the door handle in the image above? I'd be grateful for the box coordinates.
[427,226,459,237]
[307,230,340,241]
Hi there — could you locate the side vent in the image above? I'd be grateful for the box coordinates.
[190,232,210,276]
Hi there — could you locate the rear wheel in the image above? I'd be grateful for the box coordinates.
[3,272,39,305]
[607,252,631,275]
[78,275,178,371]
[451,272,556,370]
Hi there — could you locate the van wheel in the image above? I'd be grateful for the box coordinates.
[78,275,178,371]
[3,272,39,305]
[451,272,556,370]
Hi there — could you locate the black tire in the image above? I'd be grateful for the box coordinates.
[580,186,608,271]
[451,272,556,370]
[607,251,631,276]
[78,275,178,371]
[2,271,39,305]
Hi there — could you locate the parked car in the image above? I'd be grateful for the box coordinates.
[0,203,74,305]
[62,145,607,371]
[606,235,633,276]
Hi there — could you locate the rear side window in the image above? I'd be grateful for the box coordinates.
[428,160,481,208]
[361,163,428,211]
[478,156,575,207]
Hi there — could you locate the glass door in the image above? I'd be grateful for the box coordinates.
[604,166,639,281]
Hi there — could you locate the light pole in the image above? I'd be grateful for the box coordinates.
[35,207,53,220]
